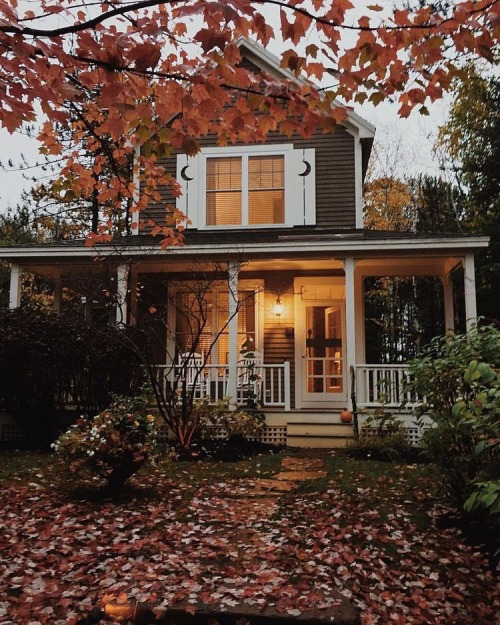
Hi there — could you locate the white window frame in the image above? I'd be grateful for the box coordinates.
[177,144,315,230]
[201,144,291,230]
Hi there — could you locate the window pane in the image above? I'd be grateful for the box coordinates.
[249,190,285,224]
[175,291,212,357]
[206,157,242,225]
[249,156,284,190]
[248,156,284,224]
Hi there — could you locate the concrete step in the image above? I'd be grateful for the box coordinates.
[286,435,352,449]
[286,421,354,449]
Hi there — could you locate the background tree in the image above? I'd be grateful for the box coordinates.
[437,65,500,322]
[0,206,54,308]
[363,172,469,362]
[0,1,497,245]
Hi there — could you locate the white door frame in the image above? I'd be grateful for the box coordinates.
[294,277,348,409]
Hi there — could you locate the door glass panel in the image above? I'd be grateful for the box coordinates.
[305,305,343,394]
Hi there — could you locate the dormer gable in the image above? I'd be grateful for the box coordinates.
[138,38,375,235]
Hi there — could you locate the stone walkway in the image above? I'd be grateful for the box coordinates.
[95,455,359,625]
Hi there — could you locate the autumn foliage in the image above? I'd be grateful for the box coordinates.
[0,1,498,243]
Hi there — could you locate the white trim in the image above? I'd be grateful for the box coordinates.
[343,258,356,411]
[227,262,239,408]
[8,263,21,309]
[116,263,130,327]
[0,236,489,260]
[198,145,302,230]
[200,144,293,156]
[464,254,477,330]
[294,276,347,409]
[354,134,363,229]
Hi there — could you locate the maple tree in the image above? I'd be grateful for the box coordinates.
[0,0,498,244]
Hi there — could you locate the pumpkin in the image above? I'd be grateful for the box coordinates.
[340,408,353,423]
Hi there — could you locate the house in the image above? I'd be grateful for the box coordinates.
[0,39,488,447]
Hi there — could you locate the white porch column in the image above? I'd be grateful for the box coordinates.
[344,257,357,410]
[464,254,477,331]
[226,261,239,408]
[9,263,22,309]
[116,263,130,327]
[442,273,455,332]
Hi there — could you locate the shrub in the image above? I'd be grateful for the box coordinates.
[198,398,265,439]
[52,395,157,489]
[348,409,417,462]
[406,324,500,519]
[0,308,144,447]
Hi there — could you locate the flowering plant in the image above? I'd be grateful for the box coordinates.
[52,394,157,488]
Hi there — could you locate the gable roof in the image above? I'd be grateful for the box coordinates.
[236,37,376,141]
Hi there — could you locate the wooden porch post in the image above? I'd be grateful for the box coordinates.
[9,263,22,309]
[226,261,239,409]
[344,257,357,411]
[116,262,130,327]
[463,254,477,331]
[442,272,455,332]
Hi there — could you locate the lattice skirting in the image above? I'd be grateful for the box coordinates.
[157,424,287,446]
[0,423,25,442]
[360,424,426,445]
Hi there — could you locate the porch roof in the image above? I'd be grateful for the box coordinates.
[0,228,489,263]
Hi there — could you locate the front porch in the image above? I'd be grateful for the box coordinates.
[0,229,487,447]
[151,360,427,447]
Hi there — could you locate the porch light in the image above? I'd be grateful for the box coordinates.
[273,296,283,318]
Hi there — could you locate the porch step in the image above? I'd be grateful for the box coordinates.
[286,421,354,449]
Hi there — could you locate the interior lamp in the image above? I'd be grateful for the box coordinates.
[274,296,283,318]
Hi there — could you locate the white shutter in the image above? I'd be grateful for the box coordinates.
[176,154,201,228]
[303,148,316,225]
[285,148,316,226]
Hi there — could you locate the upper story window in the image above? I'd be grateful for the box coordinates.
[177,144,315,229]
[206,155,285,227]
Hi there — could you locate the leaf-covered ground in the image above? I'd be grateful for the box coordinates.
[0,451,497,625]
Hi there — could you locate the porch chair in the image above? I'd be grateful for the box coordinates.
[237,350,263,405]
[177,351,206,399]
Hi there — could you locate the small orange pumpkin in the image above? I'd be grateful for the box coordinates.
[340,408,353,423]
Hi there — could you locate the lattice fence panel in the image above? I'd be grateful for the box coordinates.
[0,424,25,442]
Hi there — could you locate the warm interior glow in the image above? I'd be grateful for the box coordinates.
[274,296,283,318]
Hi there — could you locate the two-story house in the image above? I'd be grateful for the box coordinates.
[0,39,488,447]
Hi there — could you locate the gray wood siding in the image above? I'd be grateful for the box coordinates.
[140,127,356,234]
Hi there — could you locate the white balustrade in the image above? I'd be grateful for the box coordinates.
[150,362,291,409]
[355,364,425,409]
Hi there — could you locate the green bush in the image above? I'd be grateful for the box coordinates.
[52,395,157,489]
[406,324,500,519]
[0,308,144,447]
[347,431,416,462]
[348,408,417,462]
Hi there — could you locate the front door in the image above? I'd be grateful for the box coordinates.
[295,281,347,408]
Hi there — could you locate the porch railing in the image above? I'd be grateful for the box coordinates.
[355,364,425,409]
[151,362,291,411]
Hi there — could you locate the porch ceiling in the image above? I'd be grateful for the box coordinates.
[356,256,462,277]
